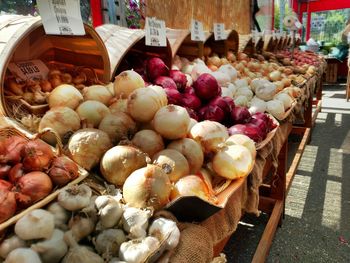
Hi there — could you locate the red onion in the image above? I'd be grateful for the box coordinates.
[49,157,79,186]
[198,105,225,122]
[8,163,24,183]
[169,70,187,91]
[21,139,54,172]
[0,165,11,179]
[228,124,263,142]
[208,96,235,116]
[0,189,16,223]
[193,73,221,100]
[0,179,13,191]
[250,118,268,135]
[154,76,177,90]
[252,112,276,132]
[184,86,196,95]
[181,93,202,110]
[185,107,199,121]
[231,106,251,124]
[14,171,53,207]
[0,136,27,164]
[146,57,169,81]
[164,87,182,105]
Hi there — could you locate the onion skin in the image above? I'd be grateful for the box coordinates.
[169,70,187,91]
[21,140,54,172]
[170,175,210,202]
[49,157,79,186]
[0,189,17,223]
[181,93,202,111]
[193,73,221,100]
[8,163,24,183]
[0,179,13,191]
[48,84,83,110]
[114,70,145,99]
[14,172,53,207]
[123,164,171,210]
[0,136,27,164]
[76,100,110,128]
[154,76,177,90]
[163,87,182,105]
[0,165,11,179]
[131,130,164,158]
[146,58,169,81]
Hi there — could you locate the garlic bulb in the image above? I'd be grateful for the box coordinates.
[0,236,26,259]
[149,218,180,250]
[31,229,67,263]
[95,195,124,229]
[68,215,95,241]
[94,229,127,259]
[15,209,54,240]
[47,202,70,230]
[119,237,160,263]
[4,248,41,263]
[58,184,92,211]
[81,195,98,218]
[122,207,152,239]
[62,231,104,263]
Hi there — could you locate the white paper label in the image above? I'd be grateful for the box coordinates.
[145,17,167,47]
[295,21,302,29]
[213,23,227,41]
[191,19,205,42]
[8,60,50,80]
[37,0,85,35]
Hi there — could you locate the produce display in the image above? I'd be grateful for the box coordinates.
[0,184,180,263]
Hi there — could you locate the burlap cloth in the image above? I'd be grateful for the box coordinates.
[167,123,291,263]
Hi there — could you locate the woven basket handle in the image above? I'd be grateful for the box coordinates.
[33,128,64,156]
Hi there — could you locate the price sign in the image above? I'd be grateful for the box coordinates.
[191,19,205,42]
[213,23,227,41]
[37,0,85,35]
[8,60,50,80]
[145,17,167,47]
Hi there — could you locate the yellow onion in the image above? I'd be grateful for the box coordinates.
[152,149,189,182]
[153,105,190,140]
[76,100,110,127]
[281,78,291,88]
[100,145,148,186]
[131,130,164,158]
[189,121,228,154]
[170,175,211,202]
[212,144,253,179]
[127,85,167,122]
[68,128,112,170]
[167,138,204,174]
[123,164,172,210]
[225,134,256,159]
[39,107,81,144]
[109,99,128,114]
[188,118,198,133]
[114,70,145,99]
[98,113,136,144]
[48,84,83,109]
[83,85,113,105]
[269,70,281,82]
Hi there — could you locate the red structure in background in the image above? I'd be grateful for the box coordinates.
[90,0,103,27]
[291,0,350,41]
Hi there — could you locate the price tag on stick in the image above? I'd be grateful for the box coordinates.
[145,17,167,47]
[191,19,205,42]
[37,0,85,35]
[213,23,227,41]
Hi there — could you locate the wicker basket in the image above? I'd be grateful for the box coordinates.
[0,126,88,232]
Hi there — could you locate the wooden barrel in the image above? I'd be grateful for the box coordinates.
[166,28,212,60]
[96,24,172,80]
[239,34,255,55]
[0,15,110,117]
[206,30,239,57]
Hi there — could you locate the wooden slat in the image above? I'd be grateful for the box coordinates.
[312,100,322,127]
[251,200,284,263]
[258,196,276,214]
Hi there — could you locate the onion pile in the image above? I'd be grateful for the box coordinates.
[114,70,145,99]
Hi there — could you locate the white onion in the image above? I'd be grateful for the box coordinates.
[248,96,267,114]
[181,64,194,75]
[218,64,238,82]
[106,82,115,96]
[227,83,238,96]
[250,78,270,92]
[269,70,282,82]
[234,79,248,88]
[189,121,228,154]
[170,175,211,202]
[188,118,198,132]
[167,138,204,174]
[123,164,172,210]
[76,100,110,127]
[266,99,285,119]
[153,105,190,140]
[131,130,164,158]
[39,106,81,144]
[190,64,211,81]
[234,95,249,107]
[152,149,189,182]
[225,134,256,159]
[255,82,277,101]
[235,87,254,100]
[100,145,148,186]
[68,128,112,170]
[98,112,136,144]
[212,144,253,179]
[185,74,193,87]
[83,85,113,105]
[128,85,167,123]
[114,70,145,99]
[274,93,294,110]
[109,99,128,114]
[48,84,83,109]
[209,71,231,87]
[221,87,233,98]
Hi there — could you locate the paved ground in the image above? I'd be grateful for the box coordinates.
[223,84,350,262]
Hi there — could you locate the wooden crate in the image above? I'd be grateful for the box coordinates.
[324,59,339,83]
[206,30,239,56]
[239,34,255,55]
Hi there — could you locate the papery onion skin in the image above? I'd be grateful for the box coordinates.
[83,85,113,105]
[109,99,128,114]
[49,157,79,186]
[14,172,53,207]
[0,136,27,164]
[0,189,16,223]
[100,145,148,186]
[21,140,54,172]
[154,76,177,90]
[147,57,169,81]
[123,164,172,210]
[170,175,210,202]
[131,130,164,158]
[169,70,187,91]
[167,138,204,174]
[48,84,83,110]
[231,106,252,124]
[76,100,110,128]
[8,163,24,183]
[225,134,256,159]
[114,70,145,99]
[152,149,190,182]
[0,165,11,179]
[0,179,13,191]
[154,105,190,140]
